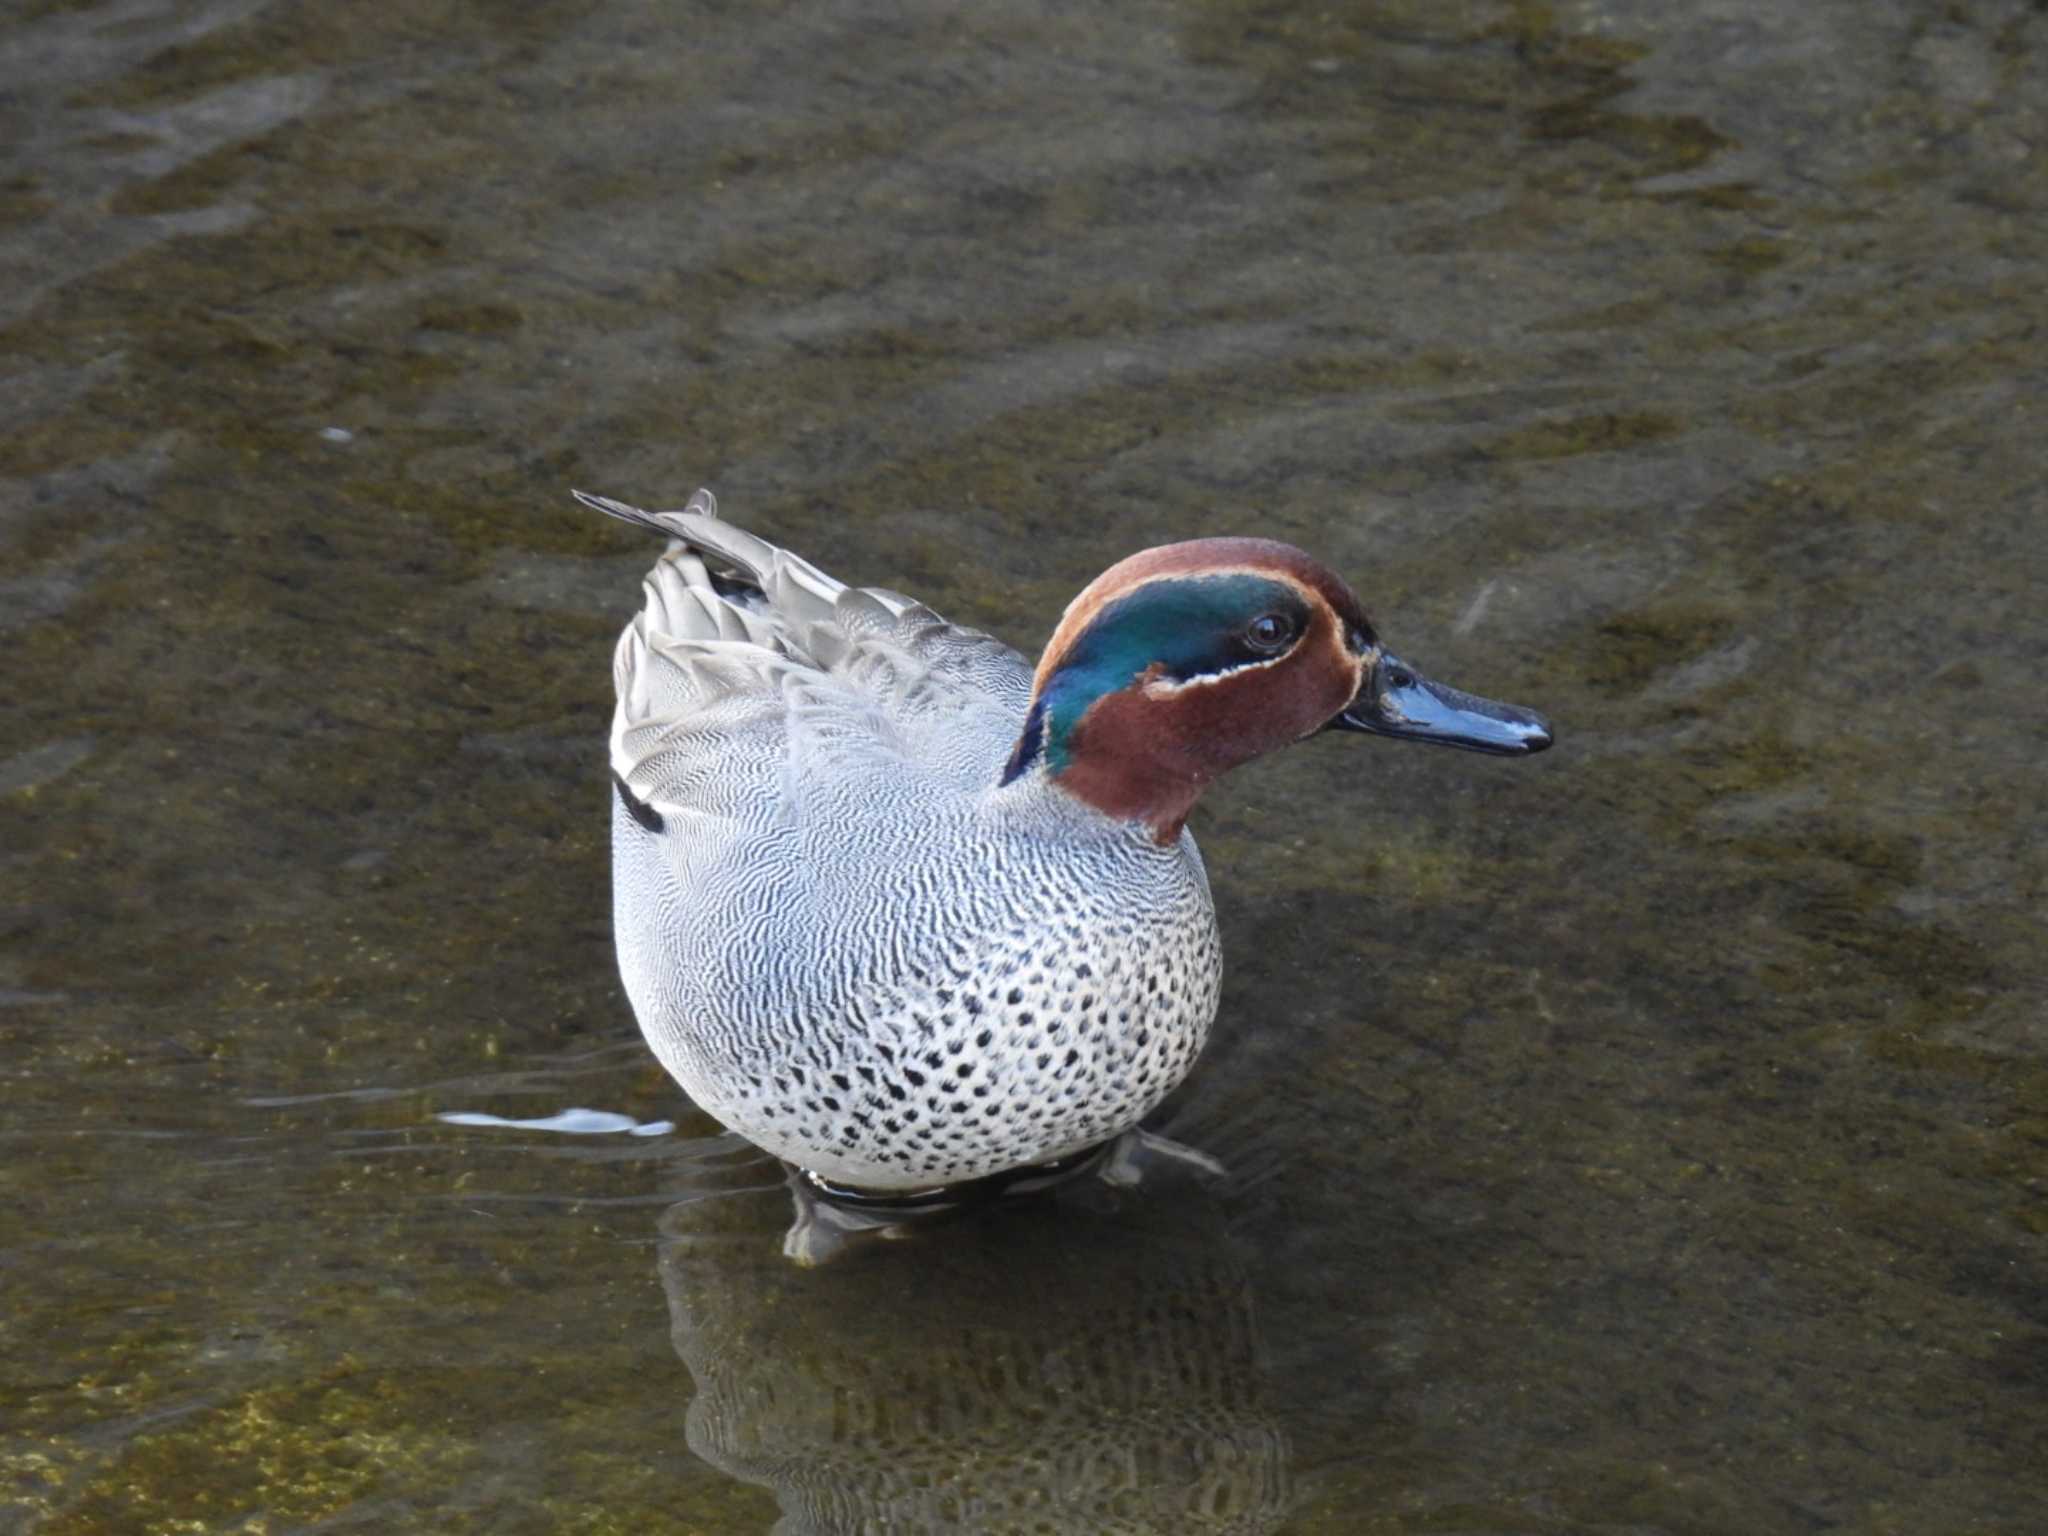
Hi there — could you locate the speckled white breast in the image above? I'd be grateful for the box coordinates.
[613,777,1220,1188]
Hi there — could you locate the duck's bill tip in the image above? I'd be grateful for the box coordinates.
[1328,654,1553,757]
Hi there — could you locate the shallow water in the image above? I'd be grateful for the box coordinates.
[4,1,2045,1531]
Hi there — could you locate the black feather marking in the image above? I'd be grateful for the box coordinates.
[613,772,664,833]
[999,698,1047,786]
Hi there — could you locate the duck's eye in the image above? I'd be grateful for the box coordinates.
[1244,612,1298,653]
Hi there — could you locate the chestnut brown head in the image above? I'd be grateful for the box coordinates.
[1002,538,1550,842]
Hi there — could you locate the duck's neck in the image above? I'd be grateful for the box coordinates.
[1055,761,1206,846]
[989,761,1197,850]
[999,689,1208,846]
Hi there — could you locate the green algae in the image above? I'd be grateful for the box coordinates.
[1567,603,1740,698]
[1478,410,1684,463]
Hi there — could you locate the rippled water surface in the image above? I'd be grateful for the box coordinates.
[5,2,2045,1532]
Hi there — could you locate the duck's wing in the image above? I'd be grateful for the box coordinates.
[580,490,1032,820]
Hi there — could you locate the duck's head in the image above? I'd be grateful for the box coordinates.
[1001,538,1552,843]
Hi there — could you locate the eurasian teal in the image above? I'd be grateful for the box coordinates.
[581,489,1551,1194]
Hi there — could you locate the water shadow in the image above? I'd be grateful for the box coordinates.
[655,1135,1292,1534]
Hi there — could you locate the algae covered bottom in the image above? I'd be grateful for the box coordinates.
[3,0,2045,1532]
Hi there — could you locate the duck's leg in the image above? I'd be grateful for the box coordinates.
[779,1130,1228,1262]
[781,1174,919,1266]
[1096,1127,1228,1189]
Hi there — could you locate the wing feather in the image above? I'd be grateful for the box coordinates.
[589,489,1034,822]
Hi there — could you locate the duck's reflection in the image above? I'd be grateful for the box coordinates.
[655,1135,1290,1534]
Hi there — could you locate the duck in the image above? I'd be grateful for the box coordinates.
[579,488,1551,1195]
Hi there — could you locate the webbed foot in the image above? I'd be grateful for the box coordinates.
[1096,1127,1229,1188]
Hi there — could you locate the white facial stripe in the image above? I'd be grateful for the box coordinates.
[1041,564,1329,691]
[1119,566,1332,699]
[1139,610,1364,699]
[1140,649,1292,697]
